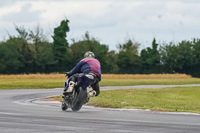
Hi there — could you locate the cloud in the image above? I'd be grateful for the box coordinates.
[0,0,14,7]
[0,0,200,50]
[1,3,43,23]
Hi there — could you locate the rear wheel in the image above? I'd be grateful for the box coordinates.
[71,87,87,111]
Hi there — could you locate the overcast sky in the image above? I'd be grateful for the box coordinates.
[0,0,200,50]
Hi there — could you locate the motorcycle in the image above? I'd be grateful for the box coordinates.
[61,73,96,112]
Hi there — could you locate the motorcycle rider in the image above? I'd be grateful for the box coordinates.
[63,51,101,97]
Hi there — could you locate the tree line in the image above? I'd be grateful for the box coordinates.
[0,19,200,77]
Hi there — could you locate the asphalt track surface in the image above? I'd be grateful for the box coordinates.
[1,85,200,133]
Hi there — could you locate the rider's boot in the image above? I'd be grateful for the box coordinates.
[66,81,75,92]
[83,90,96,104]
[88,90,96,97]
[63,81,75,95]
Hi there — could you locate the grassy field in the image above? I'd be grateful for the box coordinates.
[0,73,200,89]
[0,74,65,89]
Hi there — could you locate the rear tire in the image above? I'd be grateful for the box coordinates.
[71,87,87,111]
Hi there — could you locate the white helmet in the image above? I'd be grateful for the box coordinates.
[84,51,95,58]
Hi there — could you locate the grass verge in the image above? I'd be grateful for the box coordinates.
[52,86,200,114]
[89,87,200,113]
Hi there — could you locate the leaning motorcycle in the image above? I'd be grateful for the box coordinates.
[61,73,96,112]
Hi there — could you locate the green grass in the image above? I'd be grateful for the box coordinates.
[87,87,200,114]
[50,86,200,114]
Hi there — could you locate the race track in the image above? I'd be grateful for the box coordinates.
[1,85,200,133]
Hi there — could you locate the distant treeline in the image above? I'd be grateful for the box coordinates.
[1,19,200,77]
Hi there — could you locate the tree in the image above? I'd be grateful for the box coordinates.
[160,42,177,73]
[117,39,141,74]
[14,38,36,73]
[69,32,109,73]
[0,37,36,74]
[140,38,161,73]
[34,42,56,73]
[14,25,29,40]
[0,42,6,73]
[28,26,56,73]
[176,39,200,77]
[193,39,200,66]
[0,41,22,74]
[160,40,193,74]
[52,19,70,72]
[29,25,47,45]
[105,50,119,73]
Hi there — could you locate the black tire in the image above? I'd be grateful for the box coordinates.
[71,87,87,111]
[61,101,68,111]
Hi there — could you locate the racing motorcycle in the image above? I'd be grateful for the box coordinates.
[61,73,96,112]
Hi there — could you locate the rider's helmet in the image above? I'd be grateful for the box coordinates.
[84,51,95,58]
